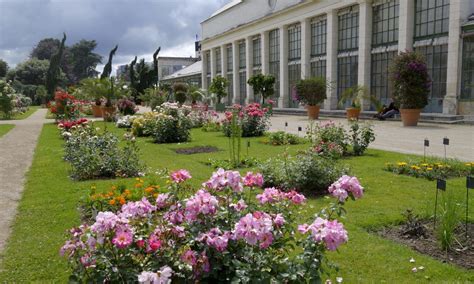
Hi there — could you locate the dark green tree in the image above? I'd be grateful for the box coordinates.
[69,40,102,83]
[101,45,118,79]
[45,33,67,98]
[31,38,61,60]
[152,46,161,85]
[129,56,138,96]
[10,58,50,85]
[0,59,8,77]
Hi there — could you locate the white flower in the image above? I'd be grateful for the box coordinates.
[336,277,343,283]
[412,267,418,273]
[409,257,415,263]
[418,266,425,270]
[138,266,173,284]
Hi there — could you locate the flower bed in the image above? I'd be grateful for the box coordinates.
[384,160,474,180]
[222,104,270,137]
[62,169,363,282]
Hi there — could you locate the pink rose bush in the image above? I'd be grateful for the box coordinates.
[222,103,270,137]
[61,169,363,282]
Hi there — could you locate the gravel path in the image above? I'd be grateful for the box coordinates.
[0,108,51,253]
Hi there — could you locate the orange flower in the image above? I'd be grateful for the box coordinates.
[145,187,154,193]
[109,199,116,205]
[119,197,126,205]
[111,186,117,191]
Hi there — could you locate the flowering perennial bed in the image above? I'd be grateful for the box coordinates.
[384,161,474,181]
[61,169,363,282]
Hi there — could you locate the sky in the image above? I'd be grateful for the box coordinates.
[0,0,229,73]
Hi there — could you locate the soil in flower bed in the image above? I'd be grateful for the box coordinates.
[376,221,474,269]
[174,146,220,155]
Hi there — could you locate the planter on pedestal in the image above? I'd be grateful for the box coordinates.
[346,107,361,120]
[92,104,103,117]
[307,105,320,120]
[400,109,422,127]
[215,103,226,112]
[101,106,116,122]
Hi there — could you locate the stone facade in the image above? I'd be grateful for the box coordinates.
[201,0,474,115]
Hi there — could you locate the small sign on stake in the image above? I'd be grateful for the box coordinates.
[466,176,474,238]
[434,179,447,230]
[424,138,430,162]
[443,137,450,160]
[424,139,430,147]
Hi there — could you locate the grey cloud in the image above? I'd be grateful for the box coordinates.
[0,0,229,69]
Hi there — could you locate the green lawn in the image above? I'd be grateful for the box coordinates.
[0,106,40,120]
[0,123,472,282]
[0,124,14,138]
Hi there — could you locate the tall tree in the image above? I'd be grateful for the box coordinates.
[152,46,161,86]
[69,40,102,83]
[46,33,67,97]
[9,58,50,85]
[0,59,8,77]
[30,38,60,60]
[129,56,138,98]
[100,45,118,79]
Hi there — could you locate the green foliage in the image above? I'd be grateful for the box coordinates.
[384,159,473,181]
[247,74,275,104]
[437,190,461,251]
[9,58,50,86]
[265,131,302,146]
[209,75,229,103]
[294,76,328,106]
[31,38,61,60]
[172,82,189,104]
[338,85,368,109]
[46,33,67,98]
[349,121,376,156]
[0,58,8,77]
[100,45,118,79]
[63,126,144,180]
[229,109,242,168]
[67,40,102,83]
[259,151,346,194]
[152,113,192,144]
[307,121,349,155]
[188,85,205,103]
[141,87,167,110]
[390,51,430,109]
[75,77,111,104]
[0,80,15,119]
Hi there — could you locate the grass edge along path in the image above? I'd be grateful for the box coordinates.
[0,125,14,138]
[0,106,41,121]
[0,124,472,282]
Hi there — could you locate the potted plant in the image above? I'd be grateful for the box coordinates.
[188,85,205,108]
[201,90,216,111]
[247,74,276,110]
[294,77,327,119]
[101,78,130,121]
[76,78,110,117]
[338,85,369,120]
[390,51,430,127]
[209,76,229,112]
[172,82,188,105]
[142,87,166,110]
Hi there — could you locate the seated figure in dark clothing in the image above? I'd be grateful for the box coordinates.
[375,100,400,120]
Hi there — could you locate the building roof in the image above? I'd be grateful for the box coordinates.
[205,0,243,22]
[161,60,202,81]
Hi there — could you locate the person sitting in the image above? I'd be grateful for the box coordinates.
[375,100,399,120]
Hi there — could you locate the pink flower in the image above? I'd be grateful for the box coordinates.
[112,230,133,249]
[328,175,364,202]
[90,212,126,234]
[181,250,198,266]
[243,172,264,188]
[198,228,231,252]
[203,168,243,192]
[147,234,162,252]
[185,189,218,222]
[170,169,192,183]
[233,212,274,249]
[164,204,184,224]
[273,214,286,227]
[156,193,170,209]
[256,187,284,204]
[285,190,306,204]
[138,266,173,284]
[299,217,348,251]
[120,197,156,219]
[80,254,95,268]
[230,199,248,212]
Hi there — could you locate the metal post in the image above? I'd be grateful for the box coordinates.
[435,179,446,230]
[467,176,474,238]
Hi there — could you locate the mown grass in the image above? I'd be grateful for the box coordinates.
[0,106,40,121]
[0,124,14,137]
[0,123,472,282]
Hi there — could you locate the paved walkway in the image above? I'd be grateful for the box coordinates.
[269,115,474,161]
[0,109,50,253]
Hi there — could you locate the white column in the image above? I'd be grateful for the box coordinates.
[279,25,289,108]
[301,18,312,79]
[325,10,338,110]
[261,31,269,75]
[398,0,414,52]
[201,50,209,90]
[232,41,240,104]
[443,1,468,115]
[358,1,372,110]
[210,48,216,80]
[246,36,254,104]
[221,45,227,78]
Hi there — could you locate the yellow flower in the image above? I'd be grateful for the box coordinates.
[397,162,407,166]
[427,168,433,171]
[466,163,472,167]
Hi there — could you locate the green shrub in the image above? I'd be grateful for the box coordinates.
[265,131,302,145]
[349,121,375,156]
[259,152,346,194]
[152,112,192,143]
[63,127,144,180]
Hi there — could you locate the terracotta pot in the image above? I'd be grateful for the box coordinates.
[400,108,422,127]
[346,107,361,120]
[92,104,103,117]
[101,106,116,121]
[307,105,320,120]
